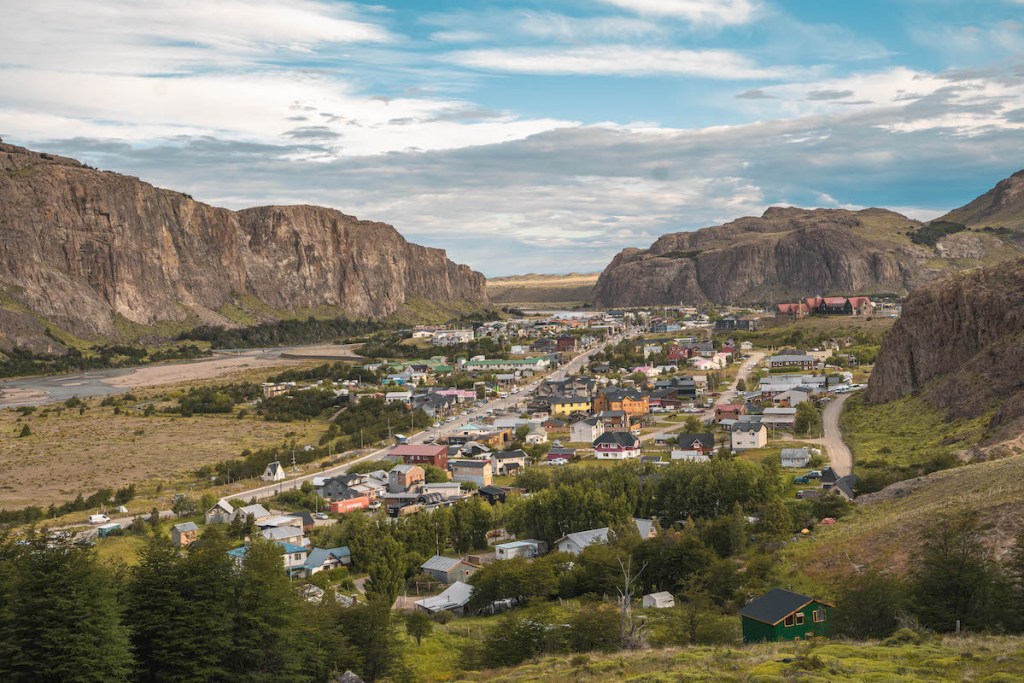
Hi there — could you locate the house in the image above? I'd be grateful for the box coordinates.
[598,410,631,432]
[570,416,604,443]
[773,387,811,407]
[234,503,271,523]
[761,407,797,430]
[674,433,715,455]
[415,581,474,615]
[171,522,199,547]
[304,546,352,575]
[823,474,857,500]
[524,426,548,445]
[546,445,577,463]
[642,592,676,609]
[767,354,816,370]
[391,444,449,470]
[451,459,493,487]
[671,451,710,463]
[715,403,746,424]
[495,539,547,560]
[261,460,286,482]
[554,518,656,555]
[780,447,811,468]
[548,396,593,418]
[388,464,425,493]
[492,449,528,476]
[204,499,235,525]
[592,389,650,418]
[422,482,465,500]
[477,485,507,505]
[731,421,767,451]
[420,555,478,584]
[593,431,642,460]
[261,525,305,547]
[739,588,833,643]
[228,541,309,578]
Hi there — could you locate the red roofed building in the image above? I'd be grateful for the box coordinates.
[390,444,448,470]
[715,403,746,424]
[777,296,873,318]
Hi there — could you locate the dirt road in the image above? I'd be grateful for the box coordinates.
[810,393,854,476]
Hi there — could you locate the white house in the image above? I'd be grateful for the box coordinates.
[593,431,641,460]
[554,518,656,555]
[495,539,547,560]
[730,421,767,450]
[671,450,711,463]
[642,591,675,609]
[780,447,811,468]
[205,499,235,525]
[261,461,286,482]
[415,581,474,615]
[570,416,604,444]
[761,407,797,430]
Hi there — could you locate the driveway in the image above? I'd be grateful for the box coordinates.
[806,393,853,476]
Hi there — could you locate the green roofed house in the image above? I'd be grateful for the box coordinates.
[739,588,833,643]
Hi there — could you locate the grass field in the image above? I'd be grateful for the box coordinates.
[0,401,323,509]
[841,393,992,482]
[441,633,1024,682]
[726,316,896,349]
[486,273,599,306]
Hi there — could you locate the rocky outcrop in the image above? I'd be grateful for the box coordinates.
[866,258,1024,440]
[941,170,1024,229]
[595,207,932,306]
[0,143,486,345]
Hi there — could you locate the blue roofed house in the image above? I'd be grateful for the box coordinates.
[228,541,309,578]
[304,547,352,576]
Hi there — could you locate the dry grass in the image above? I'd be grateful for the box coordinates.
[0,402,322,509]
[486,273,599,305]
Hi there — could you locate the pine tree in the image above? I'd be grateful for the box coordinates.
[0,538,133,683]
[365,535,406,607]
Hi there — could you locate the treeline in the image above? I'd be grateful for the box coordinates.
[358,333,507,361]
[0,532,407,682]
[0,484,136,525]
[0,344,209,378]
[178,316,386,349]
[266,362,379,385]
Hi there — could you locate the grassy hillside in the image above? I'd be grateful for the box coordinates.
[486,273,598,306]
[453,635,1024,682]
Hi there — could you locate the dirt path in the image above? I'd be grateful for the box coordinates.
[807,392,853,476]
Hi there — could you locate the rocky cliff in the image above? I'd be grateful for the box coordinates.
[596,172,1024,307]
[866,258,1024,441]
[0,143,486,347]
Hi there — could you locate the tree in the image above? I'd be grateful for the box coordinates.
[17,424,30,438]
[758,498,794,538]
[683,416,703,433]
[833,571,908,639]
[793,401,821,437]
[365,535,406,606]
[0,538,133,683]
[405,610,433,646]
[171,494,197,517]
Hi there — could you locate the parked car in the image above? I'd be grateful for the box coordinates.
[793,475,810,484]
[806,470,822,479]
[88,514,110,525]
[315,512,329,520]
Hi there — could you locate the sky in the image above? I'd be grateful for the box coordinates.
[3,1,1024,276]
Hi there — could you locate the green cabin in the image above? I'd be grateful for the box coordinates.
[739,588,833,643]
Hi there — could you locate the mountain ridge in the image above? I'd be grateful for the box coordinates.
[0,142,487,351]
[595,173,1024,307]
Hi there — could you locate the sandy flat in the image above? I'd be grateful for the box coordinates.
[107,353,301,389]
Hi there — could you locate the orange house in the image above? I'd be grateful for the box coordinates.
[593,390,650,418]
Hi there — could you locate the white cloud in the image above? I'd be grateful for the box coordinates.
[447,45,796,79]
[515,12,664,41]
[598,0,759,26]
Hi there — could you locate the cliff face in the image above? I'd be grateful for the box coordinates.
[941,170,1024,229]
[866,258,1024,440]
[0,143,486,344]
[595,207,933,306]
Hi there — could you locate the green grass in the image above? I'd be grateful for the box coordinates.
[95,534,148,566]
[451,634,1024,682]
[841,393,991,485]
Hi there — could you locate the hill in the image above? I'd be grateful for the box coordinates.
[486,272,598,306]
[0,142,487,352]
[595,172,1024,307]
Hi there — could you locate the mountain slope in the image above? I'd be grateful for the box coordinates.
[0,143,486,348]
[865,257,1024,444]
[595,173,1024,307]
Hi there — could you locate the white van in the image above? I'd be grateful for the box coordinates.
[88,514,110,525]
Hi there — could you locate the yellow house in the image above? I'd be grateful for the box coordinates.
[549,396,593,418]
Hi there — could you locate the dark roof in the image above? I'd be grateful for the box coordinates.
[594,431,640,448]
[820,467,839,484]
[478,485,506,497]
[739,588,817,625]
[676,433,714,449]
[833,474,857,499]
[493,449,528,460]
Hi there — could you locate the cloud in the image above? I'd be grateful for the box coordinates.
[736,89,776,99]
[806,89,855,100]
[447,46,796,79]
[597,0,759,26]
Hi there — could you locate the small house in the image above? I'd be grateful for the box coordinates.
[554,518,656,555]
[593,431,641,460]
[740,588,832,643]
[451,459,493,488]
[171,522,199,547]
[642,591,675,609]
[303,546,352,575]
[570,416,604,443]
[261,460,286,482]
[780,447,811,468]
[389,464,426,493]
[495,539,547,560]
[415,581,474,615]
[420,555,478,584]
[730,421,767,451]
[477,485,507,505]
[205,499,235,525]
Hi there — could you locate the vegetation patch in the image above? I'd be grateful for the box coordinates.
[907,220,966,247]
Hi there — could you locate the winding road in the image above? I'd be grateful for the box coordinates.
[810,392,854,476]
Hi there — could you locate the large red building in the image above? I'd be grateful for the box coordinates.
[390,444,448,470]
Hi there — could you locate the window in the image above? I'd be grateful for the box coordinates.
[784,615,795,627]
[813,609,826,623]
[795,613,805,625]
[294,553,303,560]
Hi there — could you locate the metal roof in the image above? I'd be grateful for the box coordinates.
[421,555,463,572]
[739,588,817,625]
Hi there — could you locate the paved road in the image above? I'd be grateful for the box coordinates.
[809,392,854,476]
[640,351,766,444]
